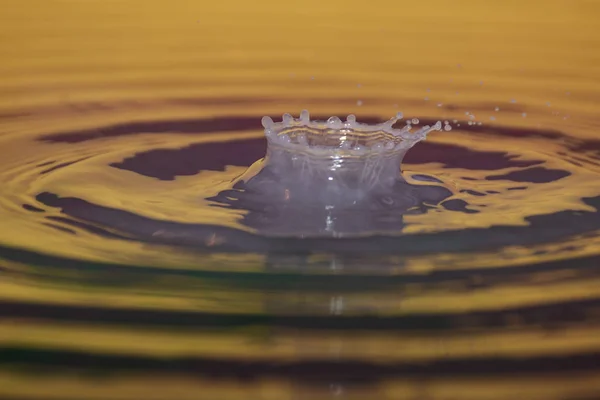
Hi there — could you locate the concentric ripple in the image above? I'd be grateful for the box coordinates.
[1,105,600,399]
[0,112,598,269]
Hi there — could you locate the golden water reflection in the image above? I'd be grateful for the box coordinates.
[1,0,600,398]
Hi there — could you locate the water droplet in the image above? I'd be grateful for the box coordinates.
[494,107,500,112]
[411,118,419,124]
[444,125,452,131]
[300,110,310,122]
[356,100,363,106]
[437,103,443,107]
[327,116,343,129]
[261,116,274,128]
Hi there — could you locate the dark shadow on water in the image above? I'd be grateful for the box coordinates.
[486,167,571,183]
[36,115,590,181]
[110,139,546,180]
[0,346,599,383]
[31,192,600,256]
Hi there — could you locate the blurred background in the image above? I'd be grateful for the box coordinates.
[1,0,600,399]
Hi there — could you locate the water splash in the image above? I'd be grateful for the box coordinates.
[207,111,451,237]
[261,110,442,155]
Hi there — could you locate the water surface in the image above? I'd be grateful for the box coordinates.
[1,0,600,398]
